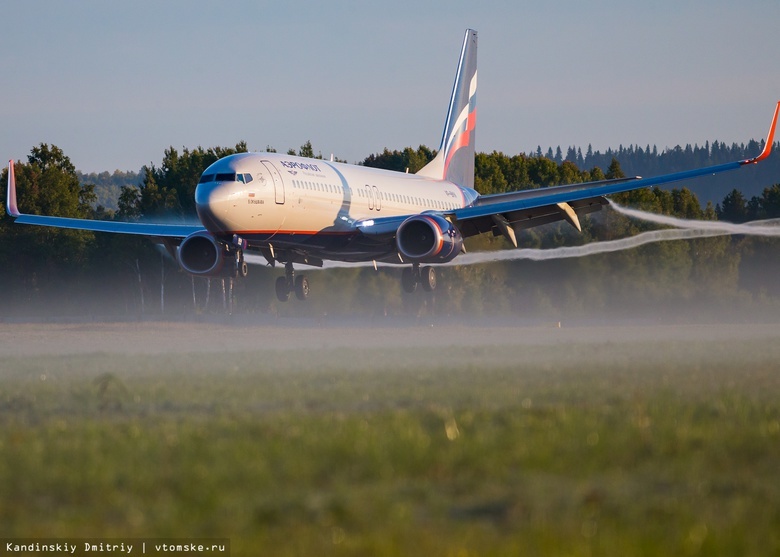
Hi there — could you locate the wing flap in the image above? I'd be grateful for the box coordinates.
[458,196,608,238]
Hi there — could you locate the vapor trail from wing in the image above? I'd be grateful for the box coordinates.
[608,200,780,236]
[244,203,780,269]
[446,203,780,266]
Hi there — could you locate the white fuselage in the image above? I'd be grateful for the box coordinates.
[195,152,478,261]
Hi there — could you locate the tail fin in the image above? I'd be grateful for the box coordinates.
[6,160,19,217]
[417,29,477,189]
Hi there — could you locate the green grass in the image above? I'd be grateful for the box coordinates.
[2,334,780,556]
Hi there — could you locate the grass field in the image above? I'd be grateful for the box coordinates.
[1,321,779,556]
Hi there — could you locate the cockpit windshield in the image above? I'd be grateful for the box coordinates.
[198,173,254,184]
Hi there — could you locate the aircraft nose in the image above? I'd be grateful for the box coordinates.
[195,182,230,232]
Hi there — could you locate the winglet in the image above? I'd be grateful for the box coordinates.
[742,101,780,165]
[6,159,19,217]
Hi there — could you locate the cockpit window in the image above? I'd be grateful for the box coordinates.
[200,172,252,183]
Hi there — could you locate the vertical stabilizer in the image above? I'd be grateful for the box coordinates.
[6,160,19,217]
[417,29,477,189]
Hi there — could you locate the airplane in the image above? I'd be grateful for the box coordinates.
[6,29,779,302]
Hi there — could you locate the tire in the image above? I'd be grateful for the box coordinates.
[239,260,249,278]
[401,267,418,293]
[421,266,437,292]
[295,274,310,301]
[275,276,290,302]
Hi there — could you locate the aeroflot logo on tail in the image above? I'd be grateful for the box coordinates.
[280,161,322,172]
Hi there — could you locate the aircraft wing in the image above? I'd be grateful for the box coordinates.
[453,102,780,242]
[6,160,204,239]
[9,214,203,238]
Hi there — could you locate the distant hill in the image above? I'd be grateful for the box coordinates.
[77,170,140,211]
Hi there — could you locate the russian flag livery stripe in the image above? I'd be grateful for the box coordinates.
[416,29,478,190]
[443,71,477,173]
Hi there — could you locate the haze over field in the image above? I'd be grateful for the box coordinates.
[2,321,779,555]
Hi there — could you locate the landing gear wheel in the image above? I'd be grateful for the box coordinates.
[275,276,291,302]
[233,250,248,278]
[421,266,437,292]
[402,267,418,293]
[295,274,310,301]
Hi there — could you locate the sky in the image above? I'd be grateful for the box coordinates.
[2,0,779,173]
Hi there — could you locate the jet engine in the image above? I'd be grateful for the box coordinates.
[396,214,463,263]
[177,231,234,277]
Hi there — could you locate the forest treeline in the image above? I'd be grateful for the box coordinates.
[88,138,780,209]
[536,139,780,205]
[2,141,780,320]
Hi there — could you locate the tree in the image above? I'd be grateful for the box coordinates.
[474,153,507,195]
[605,157,625,179]
[119,142,248,219]
[760,184,780,219]
[0,144,96,295]
[361,145,435,173]
[527,157,559,187]
[589,166,606,181]
[717,189,748,223]
[298,140,315,159]
[558,161,581,185]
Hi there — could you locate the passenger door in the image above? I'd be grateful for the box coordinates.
[262,160,285,204]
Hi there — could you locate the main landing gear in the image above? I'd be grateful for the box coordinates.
[275,262,310,302]
[402,263,437,294]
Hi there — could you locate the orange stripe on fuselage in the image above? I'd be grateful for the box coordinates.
[227,229,355,236]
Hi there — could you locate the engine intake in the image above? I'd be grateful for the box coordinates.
[396,214,463,263]
[177,231,232,277]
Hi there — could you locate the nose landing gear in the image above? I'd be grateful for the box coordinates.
[231,236,249,279]
[235,250,248,278]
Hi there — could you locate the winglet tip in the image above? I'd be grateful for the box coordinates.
[743,102,779,165]
[6,159,19,217]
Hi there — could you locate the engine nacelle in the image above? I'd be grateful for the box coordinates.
[396,214,463,263]
[177,231,233,277]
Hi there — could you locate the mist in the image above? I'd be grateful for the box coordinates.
[7,198,780,324]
